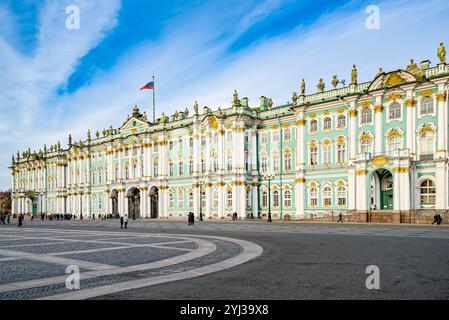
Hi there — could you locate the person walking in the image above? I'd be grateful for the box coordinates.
[337,212,343,223]
[233,212,238,221]
[187,212,192,225]
[432,213,440,225]
[120,216,124,229]
[1,215,5,225]
[7,214,10,224]
[18,214,23,228]
[124,215,128,229]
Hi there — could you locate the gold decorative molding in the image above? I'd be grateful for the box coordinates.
[385,73,405,87]
[349,109,357,117]
[388,94,401,101]
[387,128,401,139]
[372,156,388,167]
[216,181,225,187]
[356,169,368,176]
[392,167,409,173]
[296,119,306,126]
[374,105,383,113]
[405,99,417,107]
[337,108,345,114]
[421,90,433,97]
[437,93,447,102]
[295,178,305,183]
[360,101,371,108]
[308,114,316,119]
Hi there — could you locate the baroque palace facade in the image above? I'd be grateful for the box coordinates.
[10,43,449,223]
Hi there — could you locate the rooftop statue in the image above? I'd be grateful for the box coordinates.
[174,110,179,119]
[87,129,91,140]
[317,78,325,93]
[102,129,106,137]
[233,90,239,105]
[184,107,189,117]
[268,98,273,109]
[331,75,341,89]
[292,92,298,105]
[217,107,223,117]
[95,130,100,138]
[406,58,424,80]
[351,64,358,84]
[194,101,199,115]
[376,67,384,77]
[437,42,446,63]
[68,134,72,145]
[300,79,305,95]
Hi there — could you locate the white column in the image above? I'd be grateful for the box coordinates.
[436,90,447,158]
[252,183,258,218]
[435,161,448,210]
[406,96,416,157]
[400,168,411,211]
[218,182,224,218]
[218,125,225,174]
[348,102,357,163]
[251,126,257,172]
[205,184,212,218]
[374,98,383,154]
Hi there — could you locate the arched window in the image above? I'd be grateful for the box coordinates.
[322,142,332,165]
[420,130,435,159]
[226,190,232,207]
[213,156,218,172]
[323,187,332,206]
[420,179,436,205]
[246,189,251,208]
[261,154,268,172]
[132,164,137,178]
[169,141,174,150]
[310,143,318,166]
[98,196,102,209]
[388,135,402,155]
[272,130,280,143]
[201,158,206,173]
[114,164,118,181]
[124,148,129,156]
[273,190,279,207]
[178,139,183,150]
[226,154,232,171]
[169,162,174,177]
[284,190,292,207]
[337,141,346,163]
[420,96,434,115]
[309,187,318,206]
[124,165,129,180]
[273,153,280,172]
[213,190,218,208]
[284,150,291,171]
[153,142,158,152]
[360,137,372,154]
[179,161,184,176]
[201,190,206,209]
[388,102,401,120]
[132,146,137,155]
[360,108,372,124]
[261,133,268,144]
[262,190,268,207]
[177,190,183,209]
[323,117,331,130]
[189,160,193,175]
[189,137,194,148]
[310,119,318,133]
[226,131,232,142]
[337,186,347,206]
[337,115,346,128]
[201,136,206,146]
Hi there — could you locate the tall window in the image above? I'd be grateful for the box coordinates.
[153,159,158,177]
[189,191,194,208]
[420,131,435,159]
[337,186,347,206]
[189,137,194,148]
[213,157,218,171]
[323,117,331,130]
[201,190,206,209]
[310,119,318,133]
[169,162,174,177]
[114,164,118,181]
[132,146,137,155]
[284,128,291,141]
[246,189,251,208]
[262,190,268,207]
[337,141,346,163]
[273,190,279,207]
[272,131,280,143]
[124,148,129,156]
[201,136,206,146]
[201,158,206,173]
[284,190,292,207]
[323,187,332,206]
[388,102,401,120]
[178,139,183,150]
[261,154,268,172]
[153,143,158,152]
[189,160,193,175]
[360,108,372,124]
[169,141,174,150]
[226,154,232,171]
[273,153,280,172]
[226,190,232,207]
[322,142,332,165]
[360,138,372,154]
[178,191,184,208]
[420,96,434,115]
[179,161,184,176]
[284,151,291,171]
[388,135,402,155]
[420,179,436,205]
[309,187,318,206]
[226,131,232,143]
[310,144,318,165]
[125,165,129,180]
[337,115,346,129]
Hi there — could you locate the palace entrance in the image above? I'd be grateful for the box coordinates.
[127,188,140,220]
[149,186,159,218]
[370,169,393,210]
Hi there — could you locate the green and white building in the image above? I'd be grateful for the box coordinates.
[10,45,449,223]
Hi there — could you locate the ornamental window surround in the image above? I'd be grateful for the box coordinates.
[323,117,332,130]
[284,189,292,207]
[213,190,219,208]
[337,186,347,206]
[309,119,318,133]
[360,108,372,125]
[337,115,346,129]
[420,96,435,116]
[283,128,291,141]
[226,189,232,207]
[322,140,332,165]
[388,102,401,121]
[262,190,268,207]
[309,187,318,207]
[272,190,279,207]
[323,186,332,207]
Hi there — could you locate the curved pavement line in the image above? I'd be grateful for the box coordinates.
[38,235,263,300]
[0,237,215,294]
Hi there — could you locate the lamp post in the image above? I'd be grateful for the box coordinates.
[198,179,204,221]
[264,174,275,222]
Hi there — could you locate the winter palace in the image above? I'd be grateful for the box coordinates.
[10,43,449,223]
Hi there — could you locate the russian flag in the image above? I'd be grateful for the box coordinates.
[140,81,155,90]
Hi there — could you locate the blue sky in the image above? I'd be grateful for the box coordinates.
[1,0,449,189]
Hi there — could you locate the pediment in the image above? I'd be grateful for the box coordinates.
[368,70,417,91]
[120,116,150,135]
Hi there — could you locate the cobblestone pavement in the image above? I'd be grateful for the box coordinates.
[0,226,262,300]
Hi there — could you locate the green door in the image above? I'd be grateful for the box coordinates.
[381,190,393,210]
[32,204,37,215]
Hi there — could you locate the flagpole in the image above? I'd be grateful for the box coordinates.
[152,74,155,124]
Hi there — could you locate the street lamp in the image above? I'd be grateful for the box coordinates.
[263,173,275,222]
[198,179,204,221]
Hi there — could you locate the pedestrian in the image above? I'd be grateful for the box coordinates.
[7,214,10,224]
[18,214,23,228]
[1,215,5,225]
[337,212,343,223]
[120,216,124,229]
[124,215,128,229]
[233,212,237,221]
[187,212,191,225]
[432,213,440,225]
[190,212,195,225]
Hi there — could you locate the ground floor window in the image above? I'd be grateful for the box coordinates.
[420,179,436,205]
